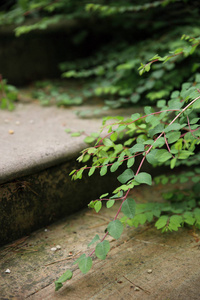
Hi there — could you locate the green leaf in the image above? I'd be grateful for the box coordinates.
[110,191,123,199]
[161,176,168,184]
[88,234,100,247]
[18,0,28,10]
[73,253,86,265]
[155,149,172,163]
[110,132,118,141]
[179,176,188,183]
[146,149,158,165]
[100,165,108,176]
[106,199,115,208]
[71,132,82,137]
[128,213,147,227]
[178,150,194,160]
[149,124,164,138]
[157,100,166,108]
[149,54,160,61]
[117,169,134,184]
[88,200,96,208]
[164,123,181,133]
[134,172,152,186]
[65,128,71,133]
[153,137,165,148]
[195,168,200,174]
[170,157,177,169]
[88,166,96,176]
[145,211,154,222]
[166,132,181,144]
[76,167,86,179]
[121,198,136,219]
[194,208,200,225]
[94,201,102,213]
[131,113,141,121]
[144,106,153,115]
[69,169,76,176]
[100,193,109,199]
[183,212,195,226]
[152,209,161,218]
[110,161,120,172]
[55,282,63,291]
[155,215,169,230]
[192,176,200,183]
[129,144,144,154]
[190,118,200,125]
[103,138,113,147]
[84,136,96,144]
[82,154,90,163]
[55,269,73,291]
[127,157,135,168]
[168,215,183,231]
[145,64,151,72]
[95,240,110,260]
[78,256,92,274]
[107,220,123,239]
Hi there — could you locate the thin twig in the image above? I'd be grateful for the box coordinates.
[88,222,109,229]
[123,275,150,294]
[85,212,111,222]
[44,251,81,266]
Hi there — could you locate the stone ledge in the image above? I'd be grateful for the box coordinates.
[0,102,132,245]
[0,102,101,184]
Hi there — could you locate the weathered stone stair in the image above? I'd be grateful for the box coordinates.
[0,101,132,245]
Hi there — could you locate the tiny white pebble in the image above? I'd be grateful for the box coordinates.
[5,269,11,274]
[29,120,34,124]
[51,247,57,252]
[147,269,153,274]
[15,121,20,125]
[134,287,140,291]
[56,245,61,250]
[44,229,48,232]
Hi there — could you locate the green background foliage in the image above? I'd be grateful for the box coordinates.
[1,0,200,109]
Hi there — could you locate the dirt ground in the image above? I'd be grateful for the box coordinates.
[0,181,200,300]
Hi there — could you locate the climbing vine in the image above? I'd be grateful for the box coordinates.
[55,38,200,290]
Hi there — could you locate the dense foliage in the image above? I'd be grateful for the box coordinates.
[1,1,200,108]
[1,0,200,292]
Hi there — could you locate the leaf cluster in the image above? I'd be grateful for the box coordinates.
[32,80,83,106]
[0,77,18,110]
[122,176,200,233]
[70,75,200,183]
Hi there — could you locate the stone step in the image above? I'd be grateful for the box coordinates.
[0,182,199,300]
[0,101,133,245]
